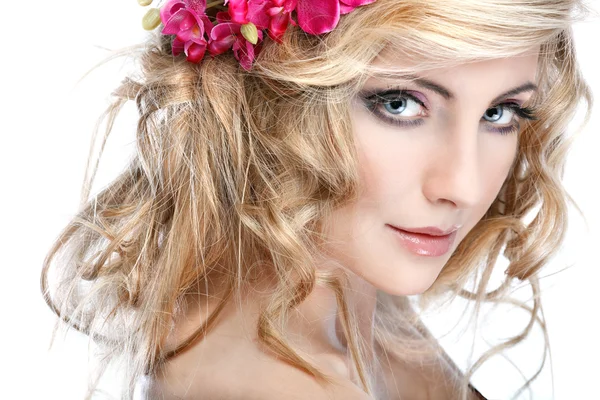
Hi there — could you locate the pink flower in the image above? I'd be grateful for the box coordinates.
[338,0,377,14]
[224,0,271,28]
[226,0,298,42]
[208,11,264,70]
[295,0,376,35]
[157,0,378,69]
[160,0,214,63]
[263,0,297,42]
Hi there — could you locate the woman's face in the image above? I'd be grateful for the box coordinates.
[321,49,540,296]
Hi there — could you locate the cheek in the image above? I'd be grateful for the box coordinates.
[480,138,518,204]
[353,113,427,205]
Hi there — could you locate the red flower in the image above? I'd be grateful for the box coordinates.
[156,0,378,69]
[208,11,264,70]
[224,0,271,27]
[263,0,297,42]
[160,0,214,63]
[295,0,376,35]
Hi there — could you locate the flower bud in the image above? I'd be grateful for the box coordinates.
[138,0,153,6]
[241,22,259,45]
[142,8,161,30]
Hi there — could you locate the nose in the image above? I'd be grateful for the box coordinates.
[422,122,481,210]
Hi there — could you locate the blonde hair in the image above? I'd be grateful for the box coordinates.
[41,0,594,399]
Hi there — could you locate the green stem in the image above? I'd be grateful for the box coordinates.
[206,0,223,8]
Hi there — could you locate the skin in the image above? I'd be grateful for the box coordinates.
[146,48,540,399]
[322,48,540,297]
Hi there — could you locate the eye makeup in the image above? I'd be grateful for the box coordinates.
[358,87,538,136]
[359,88,428,129]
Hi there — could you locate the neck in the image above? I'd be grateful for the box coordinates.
[286,264,378,382]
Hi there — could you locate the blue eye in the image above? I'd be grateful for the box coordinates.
[483,103,537,135]
[382,96,426,119]
[361,90,427,128]
[359,88,537,135]
[483,105,515,125]
[384,99,407,114]
[484,106,504,122]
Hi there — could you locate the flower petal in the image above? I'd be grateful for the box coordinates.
[208,38,236,55]
[266,6,283,17]
[247,0,271,29]
[227,0,249,24]
[208,23,239,55]
[233,39,255,70]
[283,0,297,13]
[183,0,207,15]
[340,0,376,14]
[201,15,214,36]
[160,0,185,24]
[162,9,197,35]
[177,23,205,42]
[339,3,355,14]
[268,13,290,42]
[339,0,376,6]
[296,0,340,35]
[216,10,232,24]
[172,37,185,56]
[211,22,241,40]
[185,40,207,63]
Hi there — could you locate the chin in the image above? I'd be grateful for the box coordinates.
[376,279,436,297]
[361,262,444,297]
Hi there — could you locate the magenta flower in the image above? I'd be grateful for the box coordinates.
[208,11,264,70]
[224,0,249,25]
[156,0,378,69]
[160,0,214,63]
[224,0,271,28]
[295,0,376,35]
[227,0,297,42]
[339,0,377,14]
[263,0,297,42]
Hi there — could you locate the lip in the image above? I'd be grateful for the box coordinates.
[386,224,459,257]
[387,224,460,236]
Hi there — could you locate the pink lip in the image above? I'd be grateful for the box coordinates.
[386,224,458,257]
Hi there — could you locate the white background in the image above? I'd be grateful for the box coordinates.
[1,1,598,399]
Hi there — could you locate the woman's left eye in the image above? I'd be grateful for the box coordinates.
[482,103,537,134]
[483,105,514,125]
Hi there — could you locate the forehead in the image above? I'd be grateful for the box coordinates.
[364,46,541,99]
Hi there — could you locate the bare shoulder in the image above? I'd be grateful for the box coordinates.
[140,290,372,400]
[142,307,370,400]
[144,343,371,400]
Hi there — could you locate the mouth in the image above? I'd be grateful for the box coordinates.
[386,224,459,257]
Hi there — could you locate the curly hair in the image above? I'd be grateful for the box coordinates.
[41,0,593,399]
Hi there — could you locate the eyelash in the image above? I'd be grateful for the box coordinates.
[361,89,537,136]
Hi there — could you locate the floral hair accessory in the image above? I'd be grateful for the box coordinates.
[139,0,377,70]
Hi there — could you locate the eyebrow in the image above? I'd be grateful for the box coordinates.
[401,75,538,104]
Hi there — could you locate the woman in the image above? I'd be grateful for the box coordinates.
[41,0,593,399]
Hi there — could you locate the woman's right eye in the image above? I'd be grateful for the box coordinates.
[379,95,425,117]
[361,89,428,127]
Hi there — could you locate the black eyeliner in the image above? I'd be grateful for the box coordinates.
[488,102,537,135]
[359,87,538,134]
[360,89,427,128]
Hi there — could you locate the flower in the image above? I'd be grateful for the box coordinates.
[263,0,297,42]
[338,0,377,14]
[225,0,299,42]
[224,0,271,28]
[160,0,214,63]
[295,0,376,35]
[208,11,264,70]
[154,0,378,69]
